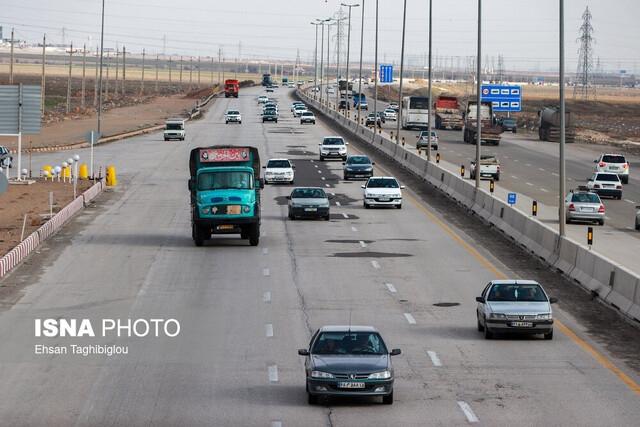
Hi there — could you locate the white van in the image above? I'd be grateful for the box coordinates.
[164,118,186,141]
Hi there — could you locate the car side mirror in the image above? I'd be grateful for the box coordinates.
[390,349,401,356]
[262,166,266,168]
[286,195,291,200]
[318,143,322,146]
[258,178,265,189]
[400,185,406,189]
[475,296,484,303]
[371,162,375,165]
[298,349,309,356]
[188,178,195,191]
[549,297,558,304]
[345,142,350,145]
[416,135,420,139]
[292,166,296,169]
[328,194,334,200]
[593,160,598,163]
[342,162,346,165]
[361,185,366,189]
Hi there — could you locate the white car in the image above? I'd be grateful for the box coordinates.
[225,110,242,124]
[361,176,404,209]
[258,95,269,104]
[293,105,307,117]
[594,153,630,184]
[383,108,397,121]
[300,111,316,125]
[586,172,623,200]
[163,118,185,141]
[263,159,295,184]
[319,136,348,161]
[291,102,305,112]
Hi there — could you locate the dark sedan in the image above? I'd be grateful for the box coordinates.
[262,110,278,123]
[287,187,331,220]
[343,155,375,180]
[498,117,517,133]
[298,325,401,404]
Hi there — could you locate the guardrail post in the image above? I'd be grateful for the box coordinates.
[401,137,405,146]
[532,200,538,216]
[587,226,593,248]
[436,152,440,164]
[390,131,394,141]
[460,165,465,177]
[489,179,494,194]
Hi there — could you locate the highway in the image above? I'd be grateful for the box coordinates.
[0,86,639,426]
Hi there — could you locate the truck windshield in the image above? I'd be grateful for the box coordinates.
[166,123,183,130]
[198,171,253,190]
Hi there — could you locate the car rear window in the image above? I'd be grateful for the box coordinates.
[302,112,313,116]
[572,193,600,203]
[367,178,399,188]
[227,111,239,115]
[323,138,345,145]
[487,284,548,302]
[291,188,326,199]
[267,160,290,168]
[602,155,626,163]
[596,173,620,182]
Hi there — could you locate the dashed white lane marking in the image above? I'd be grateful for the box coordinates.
[271,422,282,427]
[336,201,341,206]
[538,167,545,171]
[351,226,358,232]
[525,163,532,167]
[268,365,279,383]
[457,401,480,423]
[321,176,326,180]
[325,184,330,188]
[263,268,270,277]
[605,216,612,220]
[317,170,322,174]
[624,199,636,204]
[262,247,269,255]
[403,313,416,325]
[513,159,519,162]
[359,240,367,248]
[265,324,274,338]
[511,175,518,179]
[540,188,549,192]
[427,350,442,367]
[371,260,381,269]
[526,182,534,186]
[342,213,349,219]
[552,172,559,177]
[385,283,397,293]
[313,164,318,167]
[263,292,272,303]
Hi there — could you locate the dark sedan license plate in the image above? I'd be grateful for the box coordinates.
[510,321,533,327]
[304,208,317,212]
[338,382,365,389]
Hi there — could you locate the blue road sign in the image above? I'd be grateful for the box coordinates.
[380,64,393,84]
[481,84,522,112]
[507,192,517,206]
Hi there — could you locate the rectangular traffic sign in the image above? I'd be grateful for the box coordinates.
[507,192,517,205]
[0,85,42,134]
[379,64,393,84]
[481,84,522,113]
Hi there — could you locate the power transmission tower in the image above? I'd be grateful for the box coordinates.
[574,6,596,99]
[496,54,505,83]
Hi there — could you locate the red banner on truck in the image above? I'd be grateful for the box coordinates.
[200,147,250,162]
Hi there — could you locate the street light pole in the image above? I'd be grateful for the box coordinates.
[311,22,321,101]
[427,0,433,162]
[373,0,379,134]
[559,0,566,236]
[319,22,325,104]
[475,0,482,189]
[395,0,408,143]
[97,0,106,135]
[326,20,334,107]
[356,0,366,125]
[342,3,359,111]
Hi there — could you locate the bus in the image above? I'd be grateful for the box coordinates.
[401,96,430,130]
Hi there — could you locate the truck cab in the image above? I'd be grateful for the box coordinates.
[164,118,185,141]
[189,146,263,246]
[224,79,240,98]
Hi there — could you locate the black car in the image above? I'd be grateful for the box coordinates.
[343,155,375,180]
[0,145,13,169]
[339,100,349,110]
[298,325,401,404]
[498,117,517,133]
[262,110,278,123]
[287,187,331,220]
[376,111,386,124]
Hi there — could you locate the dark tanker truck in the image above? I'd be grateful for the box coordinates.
[538,106,576,143]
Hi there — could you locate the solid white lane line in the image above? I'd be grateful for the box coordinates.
[342,213,349,219]
[403,313,416,325]
[540,188,549,192]
[385,283,397,293]
[457,401,480,423]
[336,201,341,206]
[605,216,612,220]
[263,268,270,277]
[526,182,534,186]
[263,247,269,255]
[625,199,636,204]
[427,350,442,367]
[371,260,380,269]
[359,240,367,248]
[265,324,274,338]
[263,291,272,303]
[268,365,279,383]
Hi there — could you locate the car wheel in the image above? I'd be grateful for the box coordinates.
[396,204,402,209]
[483,319,493,339]
[599,219,605,226]
[364,201,370,209]
[325,214,330,221]
[477,315,484,332]
[164,138,168,141]
[544,330,554,340]
[308,393,318,405]
[635,219,639,231]
[565,216,571,224]
[225,121,228,124]
[239,121,242,124]
[495,174,500,182]
[319,157,324,162]
[382,391,394,405]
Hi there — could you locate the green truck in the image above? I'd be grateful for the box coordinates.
[188,146,263,246]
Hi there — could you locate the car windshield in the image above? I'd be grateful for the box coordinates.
[267,160,291,168]
[347,156,371,165]
[487,283,548,302]
[295,105,306,109]
[311,331,388,355]
[420,131,436,137]
[596,174,620,182]
[291,188,327,199]
[502,118,516,125]
[385,109,395,113]
[602,155,626,163]
[572,193,600,203]
[166,123,183,130]
[198,171,253,190]
[323,138,345,146]
[367,178,399,188]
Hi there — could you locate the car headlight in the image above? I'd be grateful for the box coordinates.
[363,167,373,171]
[311,370,335,379]
[320,201,330,208]
[394,193,402,198]
[368,370,391,380]
[242,205,251,213]
[536,313,552,320]
[489,313,506,319]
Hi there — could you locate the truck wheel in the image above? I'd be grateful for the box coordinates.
[622,176,629,184]
[193,224,205,247]
[248,224,260,246]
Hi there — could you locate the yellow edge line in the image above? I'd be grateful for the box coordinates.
[352,144,640,396]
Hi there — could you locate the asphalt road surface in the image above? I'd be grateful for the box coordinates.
[0,86,639,426]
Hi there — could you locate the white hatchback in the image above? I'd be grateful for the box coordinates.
[595,153,630,184]
[263,159,295,184]
[361,176,405,209]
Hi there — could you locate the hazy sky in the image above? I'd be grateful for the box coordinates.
[2,0,639,73]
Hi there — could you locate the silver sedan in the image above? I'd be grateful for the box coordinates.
[565,189,605,225]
